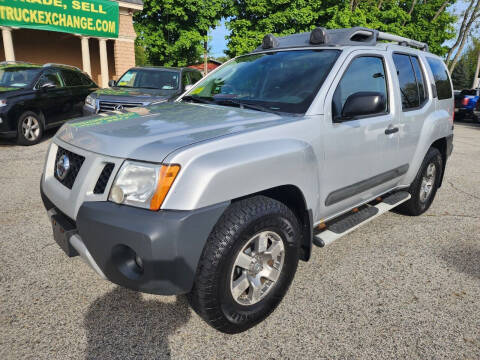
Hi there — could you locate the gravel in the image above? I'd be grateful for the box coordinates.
[1,123,479,359]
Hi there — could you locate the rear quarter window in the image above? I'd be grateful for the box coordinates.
[61,69,83,87]
[426,57,452,100]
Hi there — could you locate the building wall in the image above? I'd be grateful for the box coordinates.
[113,8,137,79]
[0,3,140,86]
[0,29,116,85]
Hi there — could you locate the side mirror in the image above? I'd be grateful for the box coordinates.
[41,82,56,90]
[108,80,116,87]
[340,91,386,120]
[184,84,194,92]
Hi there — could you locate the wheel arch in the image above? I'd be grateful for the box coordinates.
[232,185,313,262]
[430,137,447,188]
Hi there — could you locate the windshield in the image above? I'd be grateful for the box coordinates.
[0,66,41,88]
[184,50,340,114]
[116,69,180,90]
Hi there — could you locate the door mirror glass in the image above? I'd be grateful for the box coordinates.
[108,80,116,87]
[341,91,386,119]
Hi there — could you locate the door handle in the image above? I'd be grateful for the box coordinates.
[385,127,399,135]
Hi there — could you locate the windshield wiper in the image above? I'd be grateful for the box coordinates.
[214,98,283,115]
[182,95,216,105]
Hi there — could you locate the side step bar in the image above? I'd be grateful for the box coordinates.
[313,191,411,247]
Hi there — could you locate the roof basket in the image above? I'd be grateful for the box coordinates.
[252,27,429,52]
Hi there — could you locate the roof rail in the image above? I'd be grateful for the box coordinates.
[43,63,83,72]
[254,27,429,52]
[0,60,35,65]
[377,31,428,51]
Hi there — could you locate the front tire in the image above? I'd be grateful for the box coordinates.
[188,196,300,334]
[398,147,443,216]
[16,111,43,145]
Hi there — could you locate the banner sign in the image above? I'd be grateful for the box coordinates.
[0,0,119,38]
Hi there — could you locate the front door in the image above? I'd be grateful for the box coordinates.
[319,51,402,220]
[35,69,71,125]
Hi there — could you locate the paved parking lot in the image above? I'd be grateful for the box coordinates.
[1,123,479,359]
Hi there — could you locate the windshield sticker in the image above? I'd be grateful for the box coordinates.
[190,86,204,95]
[70,112,140,128]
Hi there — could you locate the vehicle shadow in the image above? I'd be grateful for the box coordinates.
[0,128,57,147]
[83,287,190,360]
[440,244,480,279]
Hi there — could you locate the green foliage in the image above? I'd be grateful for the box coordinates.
[451,38,480,89]
[134,0,226,66]
[226,0,458,57]
[134,41,149,67]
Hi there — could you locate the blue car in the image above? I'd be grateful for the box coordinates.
[454,88,479,122]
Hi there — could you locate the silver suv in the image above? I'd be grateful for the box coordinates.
[41,27,454,333]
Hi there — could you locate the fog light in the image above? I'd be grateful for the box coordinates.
[110,185,125,204]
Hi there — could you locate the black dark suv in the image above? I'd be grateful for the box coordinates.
[83,66,202,114]
[0,62,97,145]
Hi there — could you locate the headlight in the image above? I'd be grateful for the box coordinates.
[108,161,180,210]
[85,95,96,108]
[0,99,7,107]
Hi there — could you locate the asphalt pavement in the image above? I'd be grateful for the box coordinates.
[1,123,479,359]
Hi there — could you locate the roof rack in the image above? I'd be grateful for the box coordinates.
[43,63,83,72]
[254,27,429,53]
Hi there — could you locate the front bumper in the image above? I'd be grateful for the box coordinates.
[41,182,229,295]
[82,105,97,116]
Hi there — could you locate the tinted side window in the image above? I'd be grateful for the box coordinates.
[410,56,427,104]
[393,54,419,109]
[79,73,93,86]
[37,70,63,88]
[182,72,191,87]
[426,57,452,100]
[332,56,388,119]
[190,71,202,83]
[61,69,83,86]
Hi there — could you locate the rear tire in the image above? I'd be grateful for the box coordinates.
[397,147,442,216]
[16,111,43,145]
[188,196,300,334]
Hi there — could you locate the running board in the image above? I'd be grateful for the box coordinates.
[313,191,411,247]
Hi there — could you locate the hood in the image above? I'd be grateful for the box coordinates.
[92,87,176,103]
[56,102,297,162]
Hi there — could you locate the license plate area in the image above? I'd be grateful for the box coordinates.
[51,213,78,257]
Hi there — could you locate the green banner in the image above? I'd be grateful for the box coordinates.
[0,0,119,38]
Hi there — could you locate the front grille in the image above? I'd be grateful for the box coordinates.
[93,163,115,194]
[99,101,143,112]
[54,147,85,189]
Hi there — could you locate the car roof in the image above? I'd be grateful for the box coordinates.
[130,66,200,73]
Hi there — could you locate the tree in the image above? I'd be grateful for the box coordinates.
[446,0,480,73]
[226,0,458,57]
[135,42,149,66]
[134,0,227,66]
[450,38,480,88]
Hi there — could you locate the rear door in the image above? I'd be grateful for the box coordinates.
[60,69,87,118]
[391,52,433,169]
[320,51,401,218]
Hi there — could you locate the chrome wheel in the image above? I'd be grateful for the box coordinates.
[22,115,40,141]
[230,231,285,306]
[419,163,436,203]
